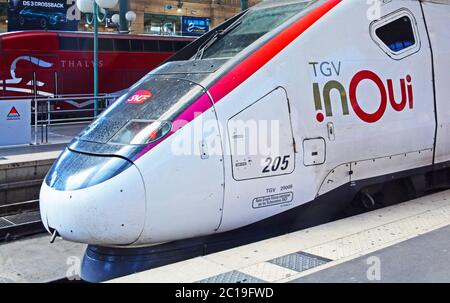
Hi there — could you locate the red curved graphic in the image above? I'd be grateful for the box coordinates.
[349,70,387,124]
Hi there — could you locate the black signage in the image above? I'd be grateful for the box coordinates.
[8,0,80,31]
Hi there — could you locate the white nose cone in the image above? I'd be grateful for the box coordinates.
[40,164,146,246]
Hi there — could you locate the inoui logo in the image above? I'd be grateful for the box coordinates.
[311,61,414,123]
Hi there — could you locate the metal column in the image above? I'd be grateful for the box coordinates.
[119,0,129,33]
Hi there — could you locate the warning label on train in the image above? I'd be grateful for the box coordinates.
[252,192,293,209]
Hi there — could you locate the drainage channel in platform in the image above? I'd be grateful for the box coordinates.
[0,208,45,242]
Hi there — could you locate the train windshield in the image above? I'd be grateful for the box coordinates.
[109,120,172,145]
[200,1,312,59]
[78,76,206,146]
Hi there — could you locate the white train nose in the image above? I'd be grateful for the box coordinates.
[40,150,146,245]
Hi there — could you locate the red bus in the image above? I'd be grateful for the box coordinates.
[0,31,195,110]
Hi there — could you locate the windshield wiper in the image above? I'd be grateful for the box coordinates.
[195,31,220,60]
[195,12,248,60]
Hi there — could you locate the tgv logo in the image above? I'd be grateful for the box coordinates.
[310,61,414,123]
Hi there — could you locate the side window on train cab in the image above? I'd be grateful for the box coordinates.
[370,10,420,60]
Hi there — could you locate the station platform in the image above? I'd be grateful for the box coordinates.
[110,189,450,283]
[0,234,86,283]
[0,123,89,282]
[0,122,88,164]
[0,123,87,242]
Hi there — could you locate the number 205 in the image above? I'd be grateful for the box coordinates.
[262,155,290,173]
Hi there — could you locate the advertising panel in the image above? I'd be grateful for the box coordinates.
[7,0,80,31]
[181,16,210,37]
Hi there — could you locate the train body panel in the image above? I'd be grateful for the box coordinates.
[40,0,450,248]
[422,2,450,164]
[214,0,436,231]
[133,107,226,244]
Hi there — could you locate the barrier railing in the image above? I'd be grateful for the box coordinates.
[0,93,120,146]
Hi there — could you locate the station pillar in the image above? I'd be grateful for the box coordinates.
[119,0,129,33]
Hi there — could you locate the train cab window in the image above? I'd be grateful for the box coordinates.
[199,1,310,59]
[159,41,174,52]
[99,38,114,51]
[370,10,420,60]
[376,17,415,52]
[143,40,159,52]
[115,39,130,52]
[130,40,144,52]
[59,37,78,50]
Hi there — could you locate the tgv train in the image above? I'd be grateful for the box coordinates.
[40,0,450,279]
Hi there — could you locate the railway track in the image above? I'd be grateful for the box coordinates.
[0,200,46,242]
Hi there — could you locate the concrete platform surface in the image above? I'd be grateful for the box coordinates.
[0,234,86,283]
[0,123,87,165]
[110,189,450,283]
[31,123,88,146]
[292,224,450,283]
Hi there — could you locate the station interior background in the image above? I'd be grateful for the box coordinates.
[0,0,262,35]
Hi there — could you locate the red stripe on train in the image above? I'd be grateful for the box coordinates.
[134,0,342,161]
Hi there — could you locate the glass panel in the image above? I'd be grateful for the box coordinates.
[201,1,312,59]
[114,39,130,51]
[59,37,78,50]
[110,120,172,145]
[143,40,159,52]
[375,16,416,52]
[0,2,8,32]
[159,40,174,52]
[174,40,188,51]
[79,76,207,144]
[78,37,94,51]
[99,38,114,51]
[130,39,143,52]
[144,13,181,36]
[45,149,132,191]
